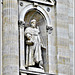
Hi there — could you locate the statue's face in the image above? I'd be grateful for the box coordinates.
[31,20,36,28]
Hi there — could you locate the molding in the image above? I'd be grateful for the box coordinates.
[25,0,55,6]
[20,69,56,75]
[19,4,51,26]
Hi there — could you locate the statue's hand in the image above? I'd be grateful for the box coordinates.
[26,33,31,40]
[26,40,34,46]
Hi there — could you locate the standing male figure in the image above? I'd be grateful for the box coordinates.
[25,19,45,68]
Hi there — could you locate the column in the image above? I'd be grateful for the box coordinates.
[19,23,27,75]
[0,0,2,75]
[2,0,19,75]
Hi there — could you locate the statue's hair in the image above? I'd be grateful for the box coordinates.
[29,19,36,26]
[31,19,36,23]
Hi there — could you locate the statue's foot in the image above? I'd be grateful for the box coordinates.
[39,61,44,69]
[39,65,43,69]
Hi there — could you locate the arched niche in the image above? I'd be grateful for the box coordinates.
[20,4,51,26]
[19,4,52,73]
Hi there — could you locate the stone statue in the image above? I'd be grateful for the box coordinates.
[25,19,45,68]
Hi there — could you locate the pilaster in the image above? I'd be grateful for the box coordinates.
[2,0,19,75]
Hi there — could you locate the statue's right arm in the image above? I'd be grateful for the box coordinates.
[26,33,31,40]
[25,27,32,40]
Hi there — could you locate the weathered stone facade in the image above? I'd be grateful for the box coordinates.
[0,0,19,75]
[56,0,74,75]
[0,0,74,75]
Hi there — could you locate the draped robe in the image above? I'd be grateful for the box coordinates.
[25,27,43,67]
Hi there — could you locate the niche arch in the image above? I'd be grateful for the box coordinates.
[19,4,51,72]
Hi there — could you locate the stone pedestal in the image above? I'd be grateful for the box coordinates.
[20,67,56,75]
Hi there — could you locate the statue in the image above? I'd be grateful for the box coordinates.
[24,19,46,68]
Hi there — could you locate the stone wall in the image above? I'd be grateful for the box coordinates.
[68,0,74,75]
[56,0,74,75]
[0,0,74,75]
[2,0,19,75]
[0,0,2,75]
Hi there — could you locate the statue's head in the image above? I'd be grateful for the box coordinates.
[30,19,36,28]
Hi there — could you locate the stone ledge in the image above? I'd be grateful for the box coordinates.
[20,69,56,75]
